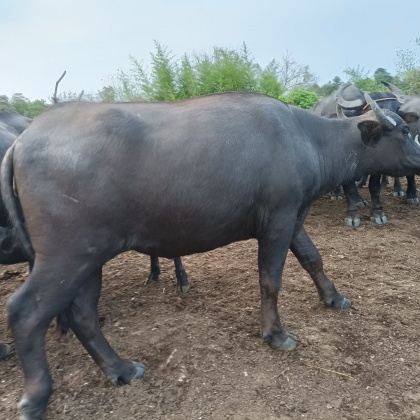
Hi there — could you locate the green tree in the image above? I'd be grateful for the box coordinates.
[97,86,117,102]
[280,88,319,109]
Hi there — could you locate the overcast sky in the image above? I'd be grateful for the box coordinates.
[1,0,419,101]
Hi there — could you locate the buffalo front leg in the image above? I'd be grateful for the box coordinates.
[67,268,144,386]
[174,257,189,293]
[258,233,296,351]
[290,227,351,309]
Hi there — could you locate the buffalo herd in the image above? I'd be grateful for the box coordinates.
[1,85,420,419]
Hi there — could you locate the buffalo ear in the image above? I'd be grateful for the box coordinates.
[357,120,382,146]
[398,110,419,123]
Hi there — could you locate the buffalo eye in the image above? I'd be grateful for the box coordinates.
[402,126,410,136]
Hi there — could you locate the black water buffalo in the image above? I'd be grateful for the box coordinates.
[313,85,419,226]
[3,92,420,419]
[381,82,420,202]
[0,112,32,362]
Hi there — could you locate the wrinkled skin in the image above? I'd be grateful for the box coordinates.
[3,93,420,419]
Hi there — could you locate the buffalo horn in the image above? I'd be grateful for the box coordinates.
[364,93,396,130]
[336,104,347,119]
[380,81,405,104]
[334,84,365,109]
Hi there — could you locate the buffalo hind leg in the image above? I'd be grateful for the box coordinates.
[290,226,351,309]
[146,255,161,283]
[258,229,296,351]
[147,256,189,293]
[7,262,92,420]
[66,267,144,385]
[406,175,419,204]
[369,174,387,224]
[342,182,367,227]
[174,257,189,293]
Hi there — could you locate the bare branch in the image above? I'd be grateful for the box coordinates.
[52,71,67,103]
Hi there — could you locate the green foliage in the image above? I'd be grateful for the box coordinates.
[0,93,48,117]
[280,88,319,109]
[258,60,283,98]
[177,54,199,99]
[107,42,321,103]
[311,76,342,97]
[97,86,117,102]
[394,38,420,94]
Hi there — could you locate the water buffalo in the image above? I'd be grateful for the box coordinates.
[313,85,419,226]
[3,92,420,419]
[0,112,32,362]
[381,82,420,203]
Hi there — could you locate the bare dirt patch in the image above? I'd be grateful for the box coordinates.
[1,183,420,419]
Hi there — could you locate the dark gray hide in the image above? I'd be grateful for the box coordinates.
[3,92,420,419]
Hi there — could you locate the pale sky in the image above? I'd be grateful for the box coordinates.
[1,0,419,101]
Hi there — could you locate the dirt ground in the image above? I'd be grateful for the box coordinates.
[1,182,420,420]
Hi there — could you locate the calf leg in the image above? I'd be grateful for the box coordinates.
[146,255,160,283]
[406,175,419,204]
[66,267,144,385]
[368,174,387,224]
[174,257,189,293]
[342,182,367,227]
[290,227,351,309]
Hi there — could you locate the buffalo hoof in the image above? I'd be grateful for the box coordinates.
[18,396,49,420]
[370,214,387,225]
[344,216,360,228]
[0,343,10,359]
[355,199,368,209]
[146,272,159,284]
[176,273,189,293]
[324,295,351,309]
[263,332,297,351]
[178,284,190,293]
[329,194,343,202]
[109,361,145,386]
[393,190,405,197]
[407,197,420,205]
